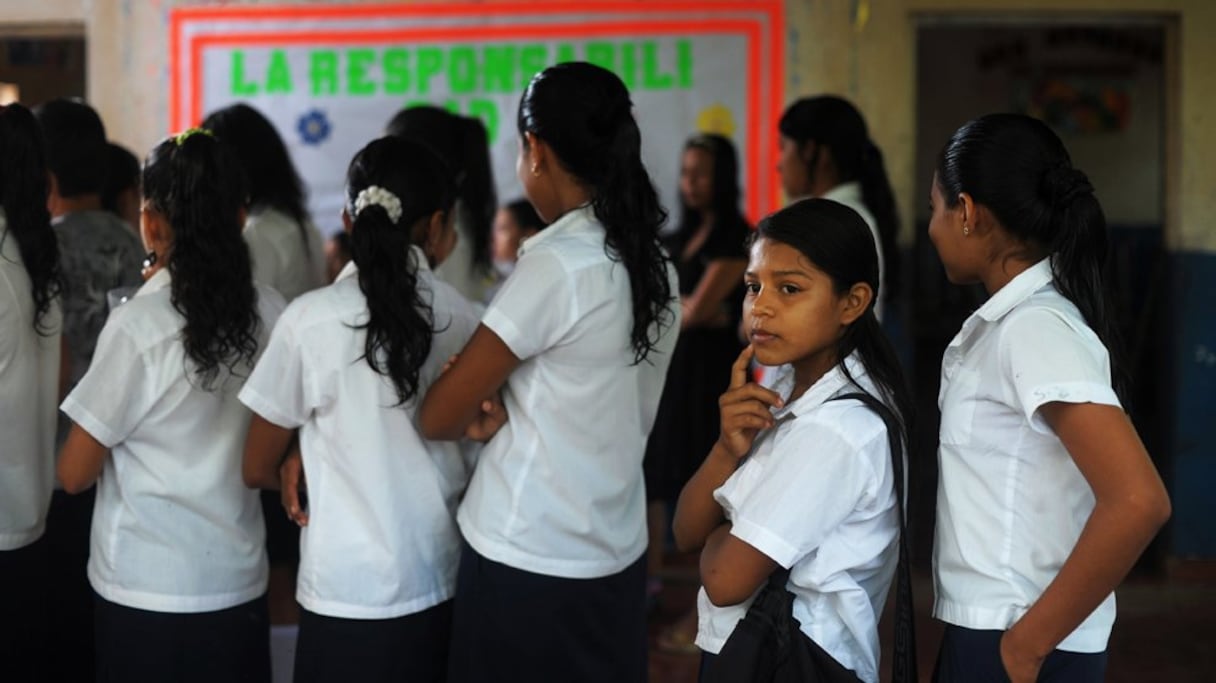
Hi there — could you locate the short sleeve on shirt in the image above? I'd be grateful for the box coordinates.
[239,313,315,429]
[481,248,576,360]
[714,419,878,569]
[60,317,153,448]
[1001,306,1121,434]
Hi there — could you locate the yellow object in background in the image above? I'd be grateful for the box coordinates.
[696,103,736,138]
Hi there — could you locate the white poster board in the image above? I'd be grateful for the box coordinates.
[171,2,783,234]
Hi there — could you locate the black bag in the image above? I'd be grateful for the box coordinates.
[703,392,918,683]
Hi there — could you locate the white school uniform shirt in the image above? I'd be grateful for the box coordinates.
[61,269,285,612]
[933,258,1120,652]
[0,215,62,550]
[695,356,901,683]
[243,205,326,302]
[458,204,680,579]
[239,248,480,619]
[819,182,884,322]
[434,207,492,305]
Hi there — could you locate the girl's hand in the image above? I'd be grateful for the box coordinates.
[465,392,507,442]
[1000,628,1044,683]
[715,345,783,459]
[279,449,309,527]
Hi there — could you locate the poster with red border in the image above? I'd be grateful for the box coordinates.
[170,1,783,232]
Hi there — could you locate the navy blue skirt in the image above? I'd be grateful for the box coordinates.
[447,541,647,683]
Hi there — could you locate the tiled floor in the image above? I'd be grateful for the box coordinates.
[646,555,1216,682]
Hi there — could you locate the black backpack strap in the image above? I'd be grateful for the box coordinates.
[830,392,918,683]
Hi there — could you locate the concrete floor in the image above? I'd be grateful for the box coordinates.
[646,561,1216,682]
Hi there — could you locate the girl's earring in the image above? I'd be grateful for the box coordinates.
[142,250,158,270]
[531,165,541,177]
[962,223,970,236]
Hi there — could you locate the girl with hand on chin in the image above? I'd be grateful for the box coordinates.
[673,199,913,683]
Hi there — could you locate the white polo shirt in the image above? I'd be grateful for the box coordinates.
[240,249,480,619]
[820,182,884,322]
[244,206,326,302]
[695,356,901,683]
[0,217,62,551]
[933,258,1121,652]
[61,269,284,612]
[458,205,680,579]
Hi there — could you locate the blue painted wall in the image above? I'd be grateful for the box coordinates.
[1169,250,1216,557]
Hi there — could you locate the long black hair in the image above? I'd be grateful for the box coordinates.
[101,141,140,216]
[34,98,107,198]
[936,112,1125,399]
[517,61,674,363]
[674,133,749,242]
[779,96,901,300]
[0,103,60,334]
[202,103,311,237]
[756,198,914,443]
[142,130,260,388]
[345,136,457,405]
[386,105,495,272]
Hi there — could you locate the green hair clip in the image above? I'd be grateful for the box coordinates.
[174,127,214,146]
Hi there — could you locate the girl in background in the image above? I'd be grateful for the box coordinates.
[241,136,480,683]
[644,134,750,651]
[203,103,326,302]
[927,113,1169,682]
[386,105,497,303]
[419,62,679,682]
[57,129,283,683]
[485,197,544,303]
[0,102,62,680]
[673,199,912,683]
[777,96,899,319]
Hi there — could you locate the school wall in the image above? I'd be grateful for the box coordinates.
[0,0,1213,558]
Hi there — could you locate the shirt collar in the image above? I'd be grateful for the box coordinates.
[516,204,596,258]
[973,258,1053,323]
[767,352,870,421]
[820,181,863,205]
[334,245,430,284]
[136,267,172,297]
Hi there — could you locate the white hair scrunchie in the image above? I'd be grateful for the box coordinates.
[351,185,403,224]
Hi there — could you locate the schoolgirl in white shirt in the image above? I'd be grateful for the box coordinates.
[57,129,284,683]
[0,103,62,679]
[386,105,498,304]
[419,62,680,682]
[242,136,478,683]
[926,113,1170,683]
[672,199,914,683]
[775,96,899,321]
[203,103,326,303]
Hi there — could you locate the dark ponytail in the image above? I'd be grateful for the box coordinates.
[756,199,914,445]
[142,130,260,389]
[385,105,496,272]
[779,96,901,299]
[0,103,60,334]
[517,61,674,363]
[936,113,1125,399]
[345,136,457,405]
[202,103,312,252]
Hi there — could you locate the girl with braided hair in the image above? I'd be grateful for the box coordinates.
[926,113,1170,682]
